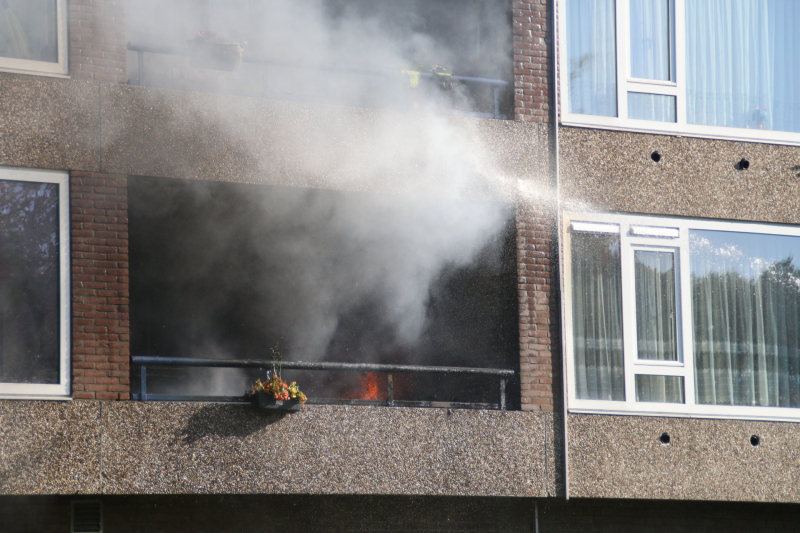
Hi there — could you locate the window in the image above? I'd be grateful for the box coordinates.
[560,0,800,145]
[565,212,800,420]
[0,167,69,398]
[0,0,68,76]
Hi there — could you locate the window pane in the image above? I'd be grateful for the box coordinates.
[686,0,800,133]
[572,232,625,401]
[636,375,684,403]
[691,230,800,407]
[567,0,618,117]
[630,0,674,81]
[0,180,60,384]
[628,92,676,122]
[0,0,58,63]
[635,250,678,361]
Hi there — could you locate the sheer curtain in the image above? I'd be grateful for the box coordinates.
[572,233,625,401]
[634,250,683,403]
[691,230,800,407]
[686,0,800,133]
[567,0,617,117]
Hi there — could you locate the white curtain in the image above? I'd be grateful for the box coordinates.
[686,0,800,133]
[630,0,672,81]
[635,250,677,361]
[692,230,800,407]
[572,233,625,401]
[567,0,618,117]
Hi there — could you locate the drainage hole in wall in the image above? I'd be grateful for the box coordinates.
[651,151,662,163]
[659,432,671,445]
[736,158,750,170]
[750,435,760,446]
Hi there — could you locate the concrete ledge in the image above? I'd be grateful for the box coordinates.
[568,413,800,502]
[0,400,553,496]
[0,73,551,200]
[559,126,800,224]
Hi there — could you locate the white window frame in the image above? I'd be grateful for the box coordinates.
[0,0,69,77]
[558,0,800,147]
[564,211,800,422]
[0,167,70,399]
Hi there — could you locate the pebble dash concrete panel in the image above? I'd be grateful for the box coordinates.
[0,73,100,172]
[0,401,101,494]
[559,127,800,224]
[568,414,800,502]
[101,402,550,497]
[98,83,549,199]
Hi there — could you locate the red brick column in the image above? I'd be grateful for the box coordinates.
[69,0,127,82]
[71,172,130,400]
[517,204,559,411]
[512,0,552,122]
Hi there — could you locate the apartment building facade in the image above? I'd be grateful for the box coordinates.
[2,0,800,531]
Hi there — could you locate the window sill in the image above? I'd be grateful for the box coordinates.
[570,404,800,423]
[0,66,70,79]
[561,114,800,148]
[0,394,71,401]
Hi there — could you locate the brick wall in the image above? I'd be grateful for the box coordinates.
[512,0,552,122]
[71,172,130,400]
[69,0,127,82]
[517,204,559,412]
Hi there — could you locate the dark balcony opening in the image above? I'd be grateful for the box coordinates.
[126,0,513,119]
[129,177,520,407]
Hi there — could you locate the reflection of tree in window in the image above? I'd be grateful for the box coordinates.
[0,0,58,63]
[692,238,800,408]
[0,181,60,384]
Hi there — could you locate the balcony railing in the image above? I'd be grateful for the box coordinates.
[127,42,510,120]
[131,355,515,410]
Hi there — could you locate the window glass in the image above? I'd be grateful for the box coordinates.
[0,179,60,384]
[630,0,674,81]
[0,0,58,63]
[572,232,625,401]
[691,230,800,407]
[635,250,678,361]
[566,0,618,117]
[635,374,684,403]
[686,0,800,133]
[628,92,676,122]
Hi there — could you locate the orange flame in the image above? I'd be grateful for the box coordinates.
[358,372,381,400]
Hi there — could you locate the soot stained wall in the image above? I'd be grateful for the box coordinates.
[129,177,519,405]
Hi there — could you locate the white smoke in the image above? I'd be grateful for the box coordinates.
[126,0,524,398]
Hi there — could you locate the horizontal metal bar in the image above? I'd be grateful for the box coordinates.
[131,356,515,377]
[131,393,248,403]
[126,42,508,88]
[129,393,498,409]
[128,42,189,56]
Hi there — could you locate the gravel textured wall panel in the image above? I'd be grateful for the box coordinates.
[568,414,800,502]
[559,127,800,224]
[101,403,552,496]
[0,400,555,496]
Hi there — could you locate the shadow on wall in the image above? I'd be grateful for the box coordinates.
[178,405,287,444]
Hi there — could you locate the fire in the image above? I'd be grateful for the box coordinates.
[358,372,381,400]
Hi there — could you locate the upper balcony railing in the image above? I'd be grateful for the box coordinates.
[127,42,510,120]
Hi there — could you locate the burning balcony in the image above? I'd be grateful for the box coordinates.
[129,178,520,409]
[125,0,513,119]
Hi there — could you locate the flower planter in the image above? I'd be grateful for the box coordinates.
[187,40,244,71]
[250,391,303,412]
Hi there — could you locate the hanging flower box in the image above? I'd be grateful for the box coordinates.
[247,350,307,412]
[250,391,304,412]
[187,32,244,71]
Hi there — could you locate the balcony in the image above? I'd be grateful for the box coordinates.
[126,0,514,119]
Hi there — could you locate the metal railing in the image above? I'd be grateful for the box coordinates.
[131,355,515,410]
[127,42,509,119]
